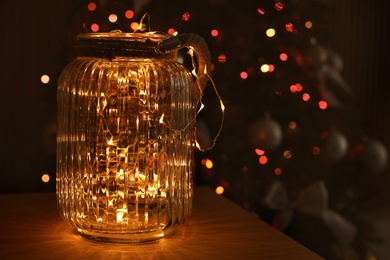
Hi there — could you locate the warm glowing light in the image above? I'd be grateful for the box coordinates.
[167,28,177,35]
[215,186,224,195]
[218,54,227,63]
[255,148,265,156]
[318,100,328,110]
[88,2,96,11]
[240,71,248,79]
[257,8,265,15]
[274,168,282,175]
[302,93,310,101]
[91,23,99,32]
[268,64,275,72]
[295,83,303,92]
[211,29,219,37]
[290,84,297,93]
[310,37,317,45]
[259,155,268,165]
[285,23,294,32]
[260,64,270,73]
[125,10,134,19]
[313,146,321,155]
[280,53,288,61]
[41,74,50,84]
[274,2,284,11]
[182,12,190,21]
[288,121,297,129]
[305,21,313,29]
[108,14,118,23]
[283,150,293,159]
[266,28,276,37]
[202,158,214,169]
[41,173,50,183]
[130,22,139,31]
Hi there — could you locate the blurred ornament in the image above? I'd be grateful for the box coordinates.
[249,116,282,152]
[304,44,327,71]
[362,139,388,174]
[323,130,348,161]
[327,49,343,72]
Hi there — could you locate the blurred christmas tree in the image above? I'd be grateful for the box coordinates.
[62,0,388,258]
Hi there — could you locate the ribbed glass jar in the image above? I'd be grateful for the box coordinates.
[56,32,195,243]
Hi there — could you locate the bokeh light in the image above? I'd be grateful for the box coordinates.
[302,93,310,101]
[218,54,227,63]
[182,12,190,21]
[240,71,248,79]
[91,23,99,32]
[274,168,282,175]
[259,155,268,165]
[215,186,224,195]
[305,21,313,29]
[108,14,118,23]
[211,29,219,37]
[283,150,293,159]
[125,10,134,19]
[266,28,276,37]
[280,53,288,61]
[41,74,50,84]
[87,2,96,11]
[255,148,265,156]
[41,173,50,183]
[260,64,270,73]
[318,100,328,109]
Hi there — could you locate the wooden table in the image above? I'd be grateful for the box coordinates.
[0,186,322,259]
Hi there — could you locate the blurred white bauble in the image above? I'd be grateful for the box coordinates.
[362,139,388,174]
[249,117,283,152]
[324,130,348,161]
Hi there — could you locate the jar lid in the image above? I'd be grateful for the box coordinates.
[75,30,175,59]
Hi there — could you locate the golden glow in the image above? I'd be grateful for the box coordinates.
[259,155,268,165]
[274,168,282,175]
[130,22,139,31]
[108,14,118,23]
[260,64,270,73]
[283,150,293,159]
[41,74,50,84]
[215,186,224,195]
[202,158,214,169]
[41,173,50,183]
[305,21,313,29]
[266,28,276,37]
[159,113,165,124]
[310,37,317,45]
[288,121,297,129]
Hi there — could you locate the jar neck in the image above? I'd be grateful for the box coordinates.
[75,32,177,61]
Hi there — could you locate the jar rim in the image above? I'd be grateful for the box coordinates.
[77,30,170,43]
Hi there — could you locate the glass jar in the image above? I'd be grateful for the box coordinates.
[56,31,210,243]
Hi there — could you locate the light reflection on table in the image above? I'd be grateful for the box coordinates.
[0,187,322,259]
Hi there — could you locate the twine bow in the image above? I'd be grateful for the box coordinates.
[263,180,357,248]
